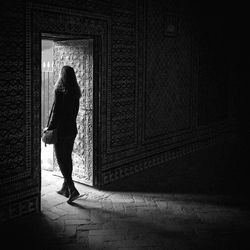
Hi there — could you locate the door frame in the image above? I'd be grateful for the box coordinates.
[41,34,99,187]
[26,3,110,212]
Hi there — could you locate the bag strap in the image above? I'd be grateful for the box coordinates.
[46,102,55,127]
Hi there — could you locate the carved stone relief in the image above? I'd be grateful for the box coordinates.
[144,0,193,141]
[52,40,94,186]
[108,4,137,151]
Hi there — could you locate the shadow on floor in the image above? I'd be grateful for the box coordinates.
[103,142,250,209]
[1,213,63,250]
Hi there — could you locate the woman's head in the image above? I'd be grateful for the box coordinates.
[56,65,81,98]
[60,66,76,86]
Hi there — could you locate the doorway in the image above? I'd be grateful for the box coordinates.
[41,35,94,196]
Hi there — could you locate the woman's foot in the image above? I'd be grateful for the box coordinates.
[57,182,69,198]
[67,188,80,204]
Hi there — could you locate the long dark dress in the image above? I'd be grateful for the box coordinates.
[47,88,79,185]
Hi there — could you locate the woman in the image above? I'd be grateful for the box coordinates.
[46,65,81,204]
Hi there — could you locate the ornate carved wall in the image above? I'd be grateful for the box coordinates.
[52,40,94,185]
[0,1,109,221]
[108,1,137,151]
[0,1,40,221]
[0,0,238,221]
[143,0,193,140]
[99,0,237,184]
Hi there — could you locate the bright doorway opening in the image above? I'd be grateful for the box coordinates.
[41,40,54,173]
[41,36,94,207]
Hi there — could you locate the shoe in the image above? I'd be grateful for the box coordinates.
[57,183,69,198]
[67,189,80,204]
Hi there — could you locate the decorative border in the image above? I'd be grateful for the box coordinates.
[106,4,138,154]
[0,3,33,185]
[0,195,39,222]
[100,0,142,165]
[101,131,237,185]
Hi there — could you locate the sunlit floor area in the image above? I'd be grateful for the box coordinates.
[2,168,249,250]
[41,140,54,171]
[3,143,250,250]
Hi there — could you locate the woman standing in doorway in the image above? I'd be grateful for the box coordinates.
[46,65,81,204]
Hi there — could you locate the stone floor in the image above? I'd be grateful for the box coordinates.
[2,168,250,250]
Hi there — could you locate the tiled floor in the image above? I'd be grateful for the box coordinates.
[3,168,250,250]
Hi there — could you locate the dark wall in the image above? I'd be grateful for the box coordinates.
[0,0,242,221]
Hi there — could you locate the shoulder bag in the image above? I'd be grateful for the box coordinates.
[42,102,58,146]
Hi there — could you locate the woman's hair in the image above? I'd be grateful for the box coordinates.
[55,65,81,99]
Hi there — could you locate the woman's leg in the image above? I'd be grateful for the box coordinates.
[55,136,79,202]
[54,139,68,181]
[63,136,75,186]
[54,138,72,197]
[64,136,80,203]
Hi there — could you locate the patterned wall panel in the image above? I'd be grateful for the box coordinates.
[0,4,26,181]
[52,40,94,185]
[0,2,41,221]
[99,0,236,185]
[101,132,237,185]
[143,0,193,142]
[37,0,111,15]
[107,1,137,151]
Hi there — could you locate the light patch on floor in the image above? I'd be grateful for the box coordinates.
[39,169,250,249]
[41,139,54,171]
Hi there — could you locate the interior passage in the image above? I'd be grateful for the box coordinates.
[3,164,250,250]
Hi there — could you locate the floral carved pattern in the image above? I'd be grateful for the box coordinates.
[52,40,93,185]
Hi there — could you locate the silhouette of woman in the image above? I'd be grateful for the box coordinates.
[46,65,81,204]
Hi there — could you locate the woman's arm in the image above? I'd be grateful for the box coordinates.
[47,91,64,130]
